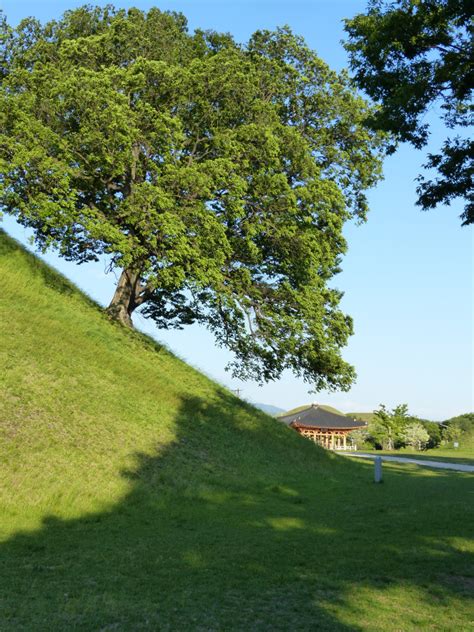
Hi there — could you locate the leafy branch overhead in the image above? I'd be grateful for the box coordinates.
[0,6,386,389]
[344,0,473,225]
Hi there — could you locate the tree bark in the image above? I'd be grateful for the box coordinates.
[106,268,142,327]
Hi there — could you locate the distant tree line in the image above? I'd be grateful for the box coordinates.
[350,407,473,451]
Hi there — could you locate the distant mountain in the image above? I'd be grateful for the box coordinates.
[252,403,285,416]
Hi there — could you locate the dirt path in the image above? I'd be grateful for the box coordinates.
[344,452,474,473]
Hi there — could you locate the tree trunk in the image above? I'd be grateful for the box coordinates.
[106,268,141,327]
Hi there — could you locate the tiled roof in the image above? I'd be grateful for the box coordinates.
[278,404,367,430]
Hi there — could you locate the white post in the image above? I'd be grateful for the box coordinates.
[374,456,383,483]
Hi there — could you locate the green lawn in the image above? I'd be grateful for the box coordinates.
[1,229,473,631]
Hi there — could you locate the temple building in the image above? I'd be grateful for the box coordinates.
[278,403,367,451]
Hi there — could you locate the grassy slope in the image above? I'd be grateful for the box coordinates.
[1,230,473,631]
[347,412,376,423]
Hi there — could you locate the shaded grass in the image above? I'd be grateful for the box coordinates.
[1,229,473,631]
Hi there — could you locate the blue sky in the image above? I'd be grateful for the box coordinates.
[1,0,473,419]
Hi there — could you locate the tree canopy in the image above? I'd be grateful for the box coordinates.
[344,0,473,225]
[371,403,410,450]
[356,406,473,451]
[402,422,430,451]
[443,412,474,445]
[0,5,386,389]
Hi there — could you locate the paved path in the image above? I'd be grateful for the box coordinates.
[343,452,474,473]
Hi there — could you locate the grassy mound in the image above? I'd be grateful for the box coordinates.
[347,412,376,423]
[0,229,473,631]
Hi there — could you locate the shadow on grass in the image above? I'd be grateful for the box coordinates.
[1,391,473,630]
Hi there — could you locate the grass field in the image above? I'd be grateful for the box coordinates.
[1,229,473,631]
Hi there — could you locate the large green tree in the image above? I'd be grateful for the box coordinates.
[0,6,385,389]
[345,0,473,225]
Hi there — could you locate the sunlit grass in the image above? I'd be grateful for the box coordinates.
[1,229,473,631]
